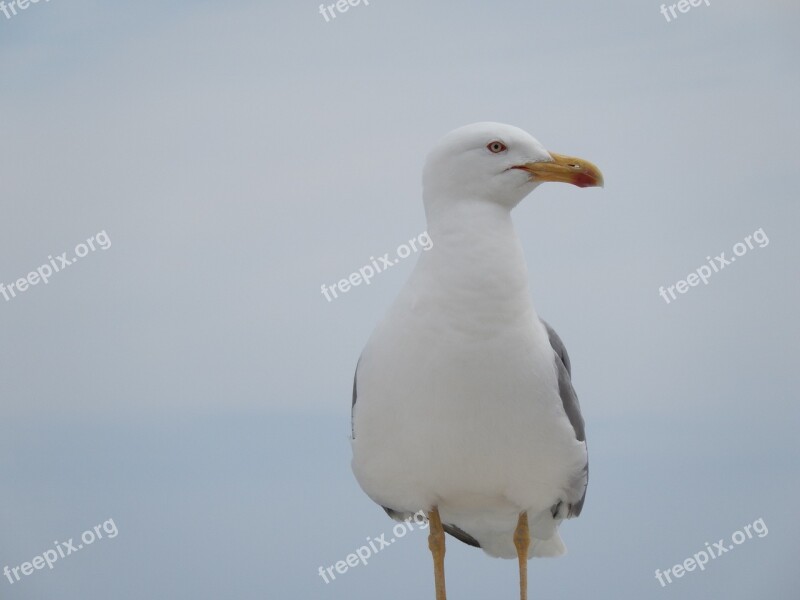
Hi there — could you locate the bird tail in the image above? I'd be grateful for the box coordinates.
[530,532,566,557]
[527,509,567,557]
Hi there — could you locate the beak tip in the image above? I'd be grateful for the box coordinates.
[575,172,604,189]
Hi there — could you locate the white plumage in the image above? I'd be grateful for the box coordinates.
[351,123,601,564]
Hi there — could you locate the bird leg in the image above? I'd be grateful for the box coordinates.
[514,511,530,600]
[428,506,447,600]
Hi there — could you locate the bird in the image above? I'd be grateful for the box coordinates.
[350,122,603,600]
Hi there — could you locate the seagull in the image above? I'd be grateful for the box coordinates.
[350,122,603,600]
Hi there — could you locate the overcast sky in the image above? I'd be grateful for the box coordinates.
[1,1,798,598]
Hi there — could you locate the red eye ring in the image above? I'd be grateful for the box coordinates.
[487,141,507,153]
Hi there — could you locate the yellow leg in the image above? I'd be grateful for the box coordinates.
[428,506,447,600]
[514,511,530,600]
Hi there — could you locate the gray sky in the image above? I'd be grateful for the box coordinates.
[1,1,798,598]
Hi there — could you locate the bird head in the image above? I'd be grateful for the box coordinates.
[422,122,603,212]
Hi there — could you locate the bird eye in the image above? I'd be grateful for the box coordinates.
[487,141,507,154]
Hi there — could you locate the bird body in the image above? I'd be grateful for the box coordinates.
[352,199,586,558]
[350,122,602,597]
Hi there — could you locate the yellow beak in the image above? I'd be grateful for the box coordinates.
[512,152,604,188]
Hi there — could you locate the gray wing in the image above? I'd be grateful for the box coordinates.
[542,320,589,518]
[351,358,360,439]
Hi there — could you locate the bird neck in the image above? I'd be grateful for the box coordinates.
[414,198,535,325]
